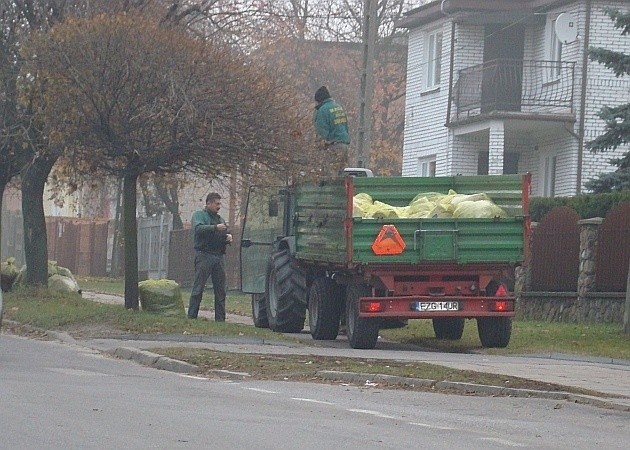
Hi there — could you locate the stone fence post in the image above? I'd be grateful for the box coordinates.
[577,218,603,299]
[515,222,536,299]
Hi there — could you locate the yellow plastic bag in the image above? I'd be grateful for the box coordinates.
[427,203,453,218]
[404,199,437,218]
[451,192,491,206]
[353,193,374,217]
[366,201,400,218]
[453,200,508,218]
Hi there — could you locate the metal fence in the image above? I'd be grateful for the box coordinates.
[452,59,575,122]
[137,214,172,280]
[595,201,630,292]
[529,203,630,293]
[46,217,110,276]
[530,207,580,291]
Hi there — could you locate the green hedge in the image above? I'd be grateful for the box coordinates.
[530,191,630,222]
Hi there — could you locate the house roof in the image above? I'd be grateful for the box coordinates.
[397,0,577,29]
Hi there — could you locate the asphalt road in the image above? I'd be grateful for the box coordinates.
[1,334,629,449]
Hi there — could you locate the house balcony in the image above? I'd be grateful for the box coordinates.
[449,59,576,133]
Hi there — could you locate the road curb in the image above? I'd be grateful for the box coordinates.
[107,347,199,374]
[316,370,630,413]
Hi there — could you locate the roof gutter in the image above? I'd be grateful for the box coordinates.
[397,0,579,30]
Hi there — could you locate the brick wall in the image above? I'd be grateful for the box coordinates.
[402,19,451,176]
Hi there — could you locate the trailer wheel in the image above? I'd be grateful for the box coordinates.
[345,284,379,349]
[309,277,344,340]
[477,280,512,347]
[432,318,465,340]
[251,293,269,328]
[265,250,307,333]
[477,317,512,348]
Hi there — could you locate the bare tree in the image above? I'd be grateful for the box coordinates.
[0,0,95,285]
[28,12,309,308]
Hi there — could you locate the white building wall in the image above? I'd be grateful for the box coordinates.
[402,18,451,176]
[453,24,484,75]
[581,0,630,191]
[451,135,485,175]
[521,2,584,194]
[402,0,629,195]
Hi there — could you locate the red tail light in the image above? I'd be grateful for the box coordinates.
[489,300,514,312]
[361,301,384,313]
[494,284,509,297]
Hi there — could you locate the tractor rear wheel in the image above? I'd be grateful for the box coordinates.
[309,277,344,340]
[251,293,268,328]
[265,250,307,333]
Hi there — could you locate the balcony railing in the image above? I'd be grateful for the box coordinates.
[451,59,575,122]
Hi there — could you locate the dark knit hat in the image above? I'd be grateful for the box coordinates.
[314,86,331,103]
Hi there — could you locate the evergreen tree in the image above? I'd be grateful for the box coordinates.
[585,8,630,193]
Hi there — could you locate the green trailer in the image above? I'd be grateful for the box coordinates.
[240,173,531,349]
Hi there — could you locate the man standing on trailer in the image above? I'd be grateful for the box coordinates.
[313,85,351,175]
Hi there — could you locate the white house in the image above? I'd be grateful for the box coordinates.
[398,0,629,196]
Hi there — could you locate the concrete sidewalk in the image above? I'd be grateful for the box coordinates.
[76,291,630,412]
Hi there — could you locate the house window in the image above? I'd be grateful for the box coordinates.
[541,154,557,197]
[425,29,443,89]
[418,156,436,177]
[548,16,563,78]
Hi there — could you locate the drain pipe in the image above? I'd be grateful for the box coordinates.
[576,0,592,195]
[445,21,456,127]
[442,0,455,127]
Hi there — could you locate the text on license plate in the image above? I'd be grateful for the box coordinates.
[413,301,460,312]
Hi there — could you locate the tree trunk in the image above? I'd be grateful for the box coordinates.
[123,173,139,310]
[624,256,630,335]
[21,156,57,287]
[154,179,183,230]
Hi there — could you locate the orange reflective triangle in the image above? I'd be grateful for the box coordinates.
[372,224,406,255]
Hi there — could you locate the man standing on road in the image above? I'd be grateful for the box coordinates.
[313,85,351,175]
[187,192,232,321]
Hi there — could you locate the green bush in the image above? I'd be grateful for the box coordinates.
[530,191,630,221]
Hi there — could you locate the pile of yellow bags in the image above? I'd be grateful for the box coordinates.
[353,190,508,219]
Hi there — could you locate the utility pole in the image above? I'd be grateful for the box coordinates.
[357,0,378,168]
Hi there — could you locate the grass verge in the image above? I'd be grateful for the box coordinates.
[151,347,616,398]
[76,276,252,316]
[1,288,280,340]
[380,319,630,360]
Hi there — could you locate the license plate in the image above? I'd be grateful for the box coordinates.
[413,301,460,312]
